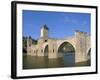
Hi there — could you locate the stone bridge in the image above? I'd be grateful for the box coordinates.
[26,31,91,63]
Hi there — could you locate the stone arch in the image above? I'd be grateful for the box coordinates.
[57,41,75,66]
[58,41,75,53]
[87,48,91,60]
[57,38,76,52]
[44,45,48,56]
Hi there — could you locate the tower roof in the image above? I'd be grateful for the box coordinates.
[42,24,49,30]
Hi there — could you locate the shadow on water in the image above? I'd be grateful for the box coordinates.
[23,55,64,69]
[23,53,90,69]
[63,52,75,67]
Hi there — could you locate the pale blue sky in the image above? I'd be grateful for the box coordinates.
[23,10,91,39]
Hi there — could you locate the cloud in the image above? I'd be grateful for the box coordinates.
[80,20,87,27]
[65,16,87,25]
[65,16,78,24]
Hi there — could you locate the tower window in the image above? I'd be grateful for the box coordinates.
[45,40,47,42]
[53,49,54,53]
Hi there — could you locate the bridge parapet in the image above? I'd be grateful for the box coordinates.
[26,30,91,63]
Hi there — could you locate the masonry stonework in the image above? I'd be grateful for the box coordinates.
[26,25,91,63]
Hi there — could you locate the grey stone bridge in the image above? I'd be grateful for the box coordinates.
[26,25,91,63]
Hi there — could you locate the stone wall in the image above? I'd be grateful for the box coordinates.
[26,31,91,63]
[75,31,88,63]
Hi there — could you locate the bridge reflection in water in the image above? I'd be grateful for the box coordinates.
[23,41,90,69]
[23,52,90,69]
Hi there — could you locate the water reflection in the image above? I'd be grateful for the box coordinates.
[23,52,90,69]
[63,53,75,67]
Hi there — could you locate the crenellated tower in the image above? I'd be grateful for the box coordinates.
[40,24,49,40]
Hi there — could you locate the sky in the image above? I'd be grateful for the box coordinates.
[23,10,91,40]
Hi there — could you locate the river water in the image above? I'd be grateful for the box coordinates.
[23,53,90,69]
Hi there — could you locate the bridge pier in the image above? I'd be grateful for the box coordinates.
[48,39,58,58]
[75,31,88,63]
[75,52,87,63]
[26,30,90,63]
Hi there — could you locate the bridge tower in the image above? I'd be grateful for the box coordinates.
[75,30,87,63]
[37,25,49,56]
[40,24,49,40]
